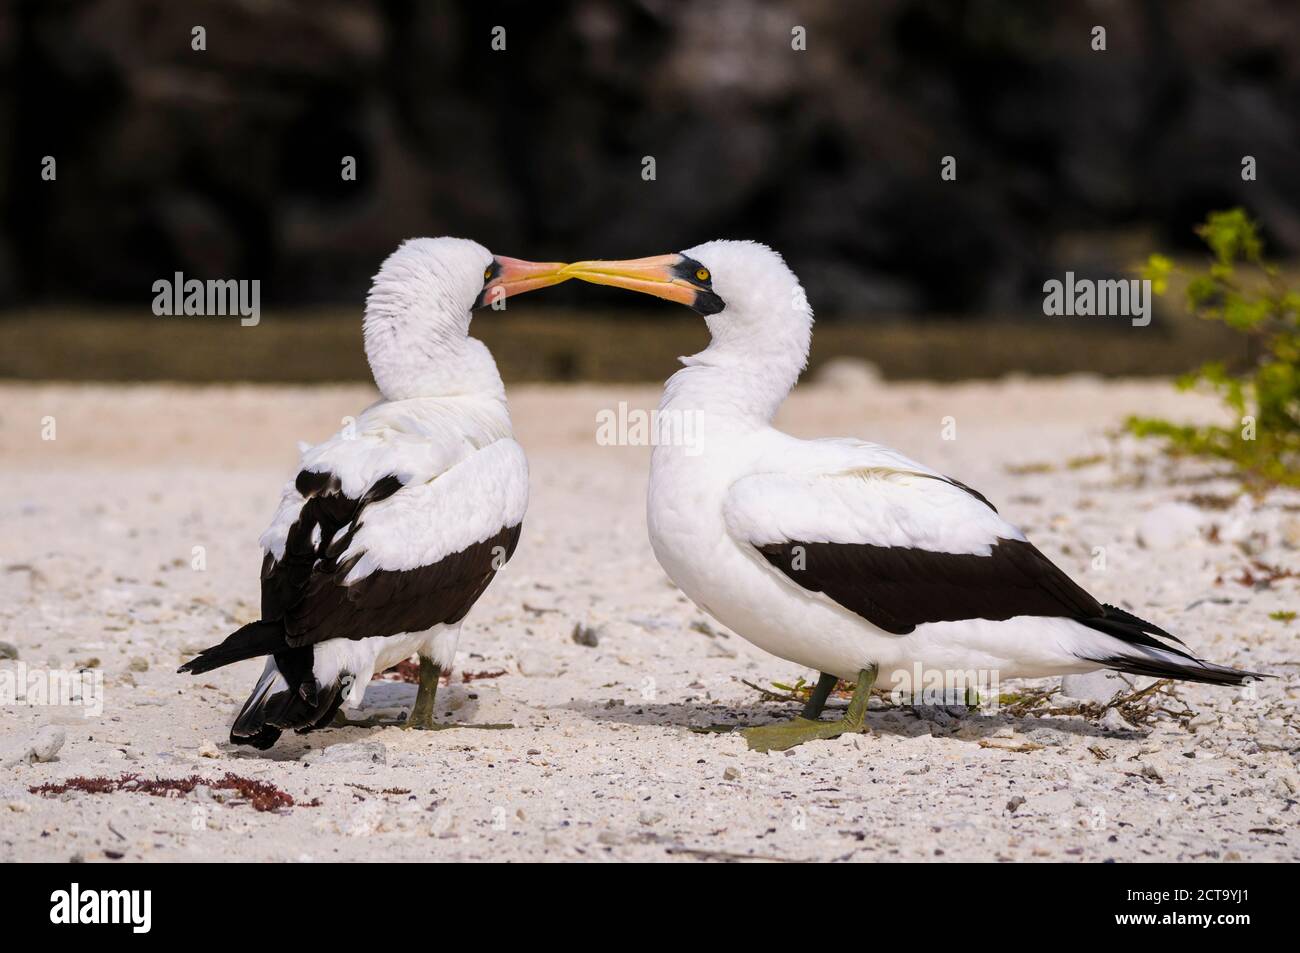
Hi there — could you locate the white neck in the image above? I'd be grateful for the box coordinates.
[660,311,811,428]
[368,330,506,403]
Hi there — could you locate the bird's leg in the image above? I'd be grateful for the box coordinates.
[329,659,442,729]
[801,672,840,720]
[742,665,877,753]
[405,658,513,732]
[332,658,514,732]
[404,657,441,730]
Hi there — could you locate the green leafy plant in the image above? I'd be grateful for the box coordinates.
[1127,209,1300,486]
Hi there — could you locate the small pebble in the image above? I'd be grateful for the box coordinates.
[570,623,600,648]
[5,725,66,768]
[1061,670,1129,704]
[516,651,561,678]
[302,741,388,766]
[1099,708,1134,733]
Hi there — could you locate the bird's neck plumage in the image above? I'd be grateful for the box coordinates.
[660,309,811,428]
[366,310,506,403]
[365,387,515,446]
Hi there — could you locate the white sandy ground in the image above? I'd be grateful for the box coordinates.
[0,373,1297,863]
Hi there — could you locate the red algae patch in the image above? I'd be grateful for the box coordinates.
[30,772,311,812]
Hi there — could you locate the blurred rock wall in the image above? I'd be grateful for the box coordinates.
[1,0,1297,314]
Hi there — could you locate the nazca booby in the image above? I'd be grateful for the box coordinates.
[561,241,1265,752]
[180,237,567,749]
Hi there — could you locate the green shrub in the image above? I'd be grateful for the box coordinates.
[1126,209,1300,486]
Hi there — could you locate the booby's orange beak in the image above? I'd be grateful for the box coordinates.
[476,256,570,309]
[561,254,724,314]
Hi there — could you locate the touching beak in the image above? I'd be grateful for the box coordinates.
[560,254,701,309]
[477,256,570,309]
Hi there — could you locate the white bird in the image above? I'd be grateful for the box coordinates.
[180,237,567,749]
[562,241,1265,752]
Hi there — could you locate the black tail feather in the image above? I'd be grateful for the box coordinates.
[1075,605,1191,657]
[1075,604,1267,686]
[227,648,348,749]
[1093,652,1267,687]
[1097,603,1182,644]
[177,620,286,675]
[233,723,282,751]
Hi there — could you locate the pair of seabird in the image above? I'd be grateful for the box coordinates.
[181,237,1263,753]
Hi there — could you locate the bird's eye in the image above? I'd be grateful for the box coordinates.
[695,267,710,282]
[484,267,494,281]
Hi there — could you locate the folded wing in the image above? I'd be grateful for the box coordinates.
[722,440,1179,655]
[258,434,527,649]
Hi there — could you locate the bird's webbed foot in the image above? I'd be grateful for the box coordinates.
[741,665,877,753]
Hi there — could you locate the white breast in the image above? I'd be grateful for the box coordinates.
[648,429,905,679]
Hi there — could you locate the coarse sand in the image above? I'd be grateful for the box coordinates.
[1,376,1296,862]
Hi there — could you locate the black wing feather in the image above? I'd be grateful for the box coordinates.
[181,467,521,676]
[757,538,1101,635]
[283,524,521,647]
[263,468,521,649]
[757,537,1194,658]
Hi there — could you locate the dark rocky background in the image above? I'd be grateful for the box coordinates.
[1,0,1297,318]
